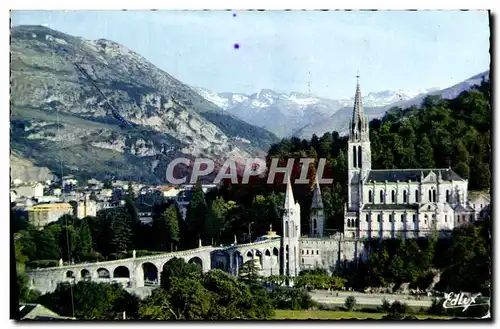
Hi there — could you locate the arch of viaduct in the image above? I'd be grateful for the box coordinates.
[26,239,282,293]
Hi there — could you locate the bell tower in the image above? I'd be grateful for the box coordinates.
[347,75,371,211]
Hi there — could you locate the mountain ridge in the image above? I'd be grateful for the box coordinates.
[10,25,278,184]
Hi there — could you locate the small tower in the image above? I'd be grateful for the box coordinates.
[281,175,301,277]
[310,175,325,237]
[347,74,371,212]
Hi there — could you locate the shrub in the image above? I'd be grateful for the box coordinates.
[344,296,357,311]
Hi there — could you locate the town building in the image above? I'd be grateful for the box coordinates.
[27,203,73,228]
[12,182,44,198]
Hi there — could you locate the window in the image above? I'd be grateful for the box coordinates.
[428,190,432,202]
[401,214,404,222]
[403,190,408,203]
[352,146,357,168]
[355,219,359,227]
[457,216,460,223]
[389,215,393,223]
[433,189,437,202]
[366,214,370,222]
[377,214,382,222]
[368,190,373,203]
[313,219,317,230]
[358,147,362,168]
[380,190,384,203]
[302,258,304,264]
[446,190,450,202]
[412,214,416,223]
[445,215,447,222]
[285,221,289,238]
[301,250,304,255]
[306,250,309,255]
[415,190,419,202]
[316,250,319,255]
[391,190,396,203]
[352,233,355,238]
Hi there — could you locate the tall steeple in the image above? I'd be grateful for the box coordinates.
[311,175,323,209]
[349,74,369,142]
[284,174,295,210]
[346,74,372,213]
[310,175,325,237]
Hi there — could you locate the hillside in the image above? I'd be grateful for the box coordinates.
[10,25,278,183]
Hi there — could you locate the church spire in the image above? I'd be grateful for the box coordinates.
[350,74,368,141]
[284,174,295,209]
[311,175,324,209]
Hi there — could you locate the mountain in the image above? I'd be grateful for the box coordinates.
[10,25,278,184]
[292,70,490,140]
[193,87,344,137]
[193,86,435,138]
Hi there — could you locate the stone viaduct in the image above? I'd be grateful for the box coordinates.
[26,239,281,295]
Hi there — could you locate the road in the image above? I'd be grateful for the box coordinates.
[310,290,433,308]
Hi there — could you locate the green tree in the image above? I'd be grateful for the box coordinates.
[160,257,203,291]
[37,281,139,320]
[185,187,208,247]
[416,135,435,168]
[206,197,228,245]
[109,208,133,255]
[344,296,357,311]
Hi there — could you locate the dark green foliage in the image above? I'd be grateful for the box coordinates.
[153,204,180,251]
[141,268,275,320]
[37,281,139,320]
[270,286,315,310]
[344,296,357,311]
[160,257,202,291]
[185,186,209,246]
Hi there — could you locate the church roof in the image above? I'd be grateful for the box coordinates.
[366,168,463,182]
[311,176,323,209]
[362,204,419,211]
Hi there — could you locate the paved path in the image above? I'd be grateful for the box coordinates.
[310,290,433,308]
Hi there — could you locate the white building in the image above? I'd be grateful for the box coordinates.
[13,182,44,198]
[343,78,477,239]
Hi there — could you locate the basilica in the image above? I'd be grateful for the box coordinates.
[279,78,490,276]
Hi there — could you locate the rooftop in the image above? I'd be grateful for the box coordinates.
[367,168,464,183]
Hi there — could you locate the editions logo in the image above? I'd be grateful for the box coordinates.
[442,292,483,312]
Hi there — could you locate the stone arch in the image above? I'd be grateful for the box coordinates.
[188,256,203,269]
[246,250,253,258]
[141,262,159,285]
[96,268,110,279]
[113,266,130,278]
[273,247,279,257]
[81,269,91,280]
[265,249,271,257]
[65,270,75,279]
[255,250,263,268]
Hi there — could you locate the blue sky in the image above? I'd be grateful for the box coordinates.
[11,10,490,99]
